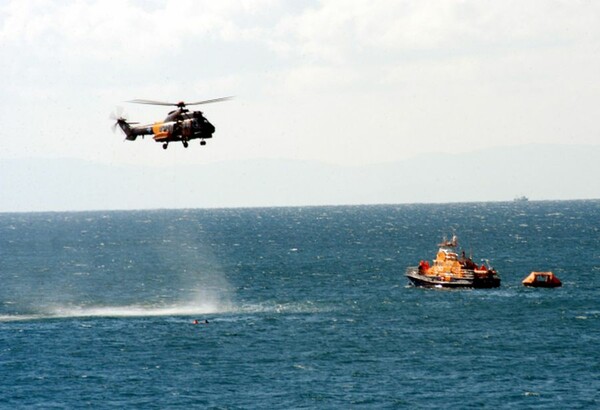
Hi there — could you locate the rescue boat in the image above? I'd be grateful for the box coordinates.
[522,271,562,288]
[405,235,501,289]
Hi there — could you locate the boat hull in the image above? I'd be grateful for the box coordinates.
[405,267,501,289]
[523,282,561,288]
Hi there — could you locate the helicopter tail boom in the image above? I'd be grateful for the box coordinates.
[115,119,138,141]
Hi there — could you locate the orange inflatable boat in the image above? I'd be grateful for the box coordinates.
[522,271,562,288]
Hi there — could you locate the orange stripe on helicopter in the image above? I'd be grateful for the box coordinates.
[152,122,169,140]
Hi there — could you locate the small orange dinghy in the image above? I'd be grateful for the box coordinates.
[522,271,562,288]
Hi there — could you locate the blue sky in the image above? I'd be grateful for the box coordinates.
[1,1,599,211]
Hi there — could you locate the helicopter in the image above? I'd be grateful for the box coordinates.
[111,97,232,149]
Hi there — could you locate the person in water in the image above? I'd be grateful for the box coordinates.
[193,319,209,325]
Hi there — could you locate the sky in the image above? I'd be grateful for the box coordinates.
[1,0,599,170]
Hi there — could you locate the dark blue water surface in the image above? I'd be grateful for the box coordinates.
[1,201,599,408]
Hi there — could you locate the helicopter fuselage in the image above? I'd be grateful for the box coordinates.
[118,109,216,149]
[113,97,230,149]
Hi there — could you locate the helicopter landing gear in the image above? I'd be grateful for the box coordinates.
[183,141,189,148]
[162,143,168,150]
[200,140,206,146]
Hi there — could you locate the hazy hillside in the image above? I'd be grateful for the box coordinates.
[1,144,599,212]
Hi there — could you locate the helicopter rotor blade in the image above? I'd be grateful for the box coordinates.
[109,106,125,121]
[127,99,174,106]
[111,118,126,134]
[184,96,234,106]
[110,107,124,133]
[127,97,233,107]
[109,107,139,134]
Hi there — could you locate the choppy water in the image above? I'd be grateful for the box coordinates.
[1,201,599,408]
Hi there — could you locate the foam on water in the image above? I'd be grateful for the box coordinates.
[49,302,224,318]
[0,300,331,322]
[0,314,45,322]
[233,301,334,315]
[0,303,224,322]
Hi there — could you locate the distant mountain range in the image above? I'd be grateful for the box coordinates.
[1,144,599,212]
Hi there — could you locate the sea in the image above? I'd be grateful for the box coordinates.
[1,200,599,409]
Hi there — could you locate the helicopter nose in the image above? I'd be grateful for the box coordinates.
[205,122,215,134]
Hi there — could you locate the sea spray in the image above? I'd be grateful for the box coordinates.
[0,210,236,320]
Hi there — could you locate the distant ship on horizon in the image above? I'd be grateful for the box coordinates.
[514,195,529,202]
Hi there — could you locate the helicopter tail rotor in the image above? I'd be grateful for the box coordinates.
[110,108,138,140]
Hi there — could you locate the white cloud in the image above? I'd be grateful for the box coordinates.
[0,0,279,62]
[265,0,600,63]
